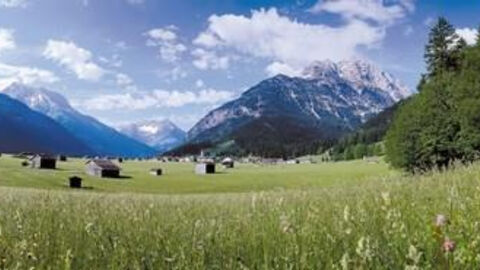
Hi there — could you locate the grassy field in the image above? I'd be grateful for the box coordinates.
[1,155,479,268]
[0,155,394,194]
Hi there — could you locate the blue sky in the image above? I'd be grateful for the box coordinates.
[0,0,479,130]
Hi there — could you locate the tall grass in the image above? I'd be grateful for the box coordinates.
[1,163,480,269]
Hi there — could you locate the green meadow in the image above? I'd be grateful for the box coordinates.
[0,155,394,194]
[1,155,479,268]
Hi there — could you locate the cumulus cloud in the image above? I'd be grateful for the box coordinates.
[193,3,415,75]
[194,8,383,71]
[146,26,187,63]
[309,0,414,26]
[43,40,106,81]
[0,0,27,8]
[0,63,58,90]
[192,48,229,70]
[456,28,478,46]
[0,28,15,52]
[81,88,235,111]
[115,73,137,91]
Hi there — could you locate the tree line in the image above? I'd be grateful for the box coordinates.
[385,18,480,172]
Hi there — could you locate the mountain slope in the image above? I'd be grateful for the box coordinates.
[181,60,411,157]
[329,99,409,161]
[119,120,186,153]
[0,94,93,155]
[2,84,157,158]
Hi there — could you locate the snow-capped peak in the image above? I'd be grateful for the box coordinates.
[139,124,159,135]
[1,83,74,115]
[302,59,412,102]
[119,119,186,152]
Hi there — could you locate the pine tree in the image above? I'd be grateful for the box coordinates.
[424,17,458,77]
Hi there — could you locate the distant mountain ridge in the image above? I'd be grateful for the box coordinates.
[0,93,93,155]
[119,120,186,153]
[2,83,157,157]
[177,60,411,157]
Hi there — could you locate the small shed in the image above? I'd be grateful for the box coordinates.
[195,162,215,175]
[150,168,163,176]
[30,154,56,169]
[58,155,67,162]
[69,176,82,188]
[222,157,234,168]
[86,159,121,178]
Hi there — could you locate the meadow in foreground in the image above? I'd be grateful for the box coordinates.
[1,161,480,269]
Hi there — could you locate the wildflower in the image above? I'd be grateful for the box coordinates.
[381,192,391,206]
[340,252,350,270]
[435,214,448,227]
[442,238,456,253]
[343,205,350,222]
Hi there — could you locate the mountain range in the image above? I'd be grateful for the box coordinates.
[174,60,411,157]
[0,93,92,155]
[118,120,186,153]
[0,59,410,158]
[1,83,157,157]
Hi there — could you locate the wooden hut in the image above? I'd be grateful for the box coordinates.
[30,154,56,169]
[195,162,215,175]
[58,155,67,162]
[69,176,82,188]
[85,159,120,178]
[222,157,234,168]
[150,168,163,176]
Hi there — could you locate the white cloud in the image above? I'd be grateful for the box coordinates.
[192,48,229,70]
[126,0,143,4]
[43,40,106,81]
[309,0,414,26]
[115,73,137,91]
[265,61,302,77]
[82,88,235,111]
[456,28,478,46]
[0,63,58,90]
[193,8,394,72]
[0,0,27,8]
[195,79,205,88]
[146,26,187,63]
[0,29,15,52]
[99,54,123,68]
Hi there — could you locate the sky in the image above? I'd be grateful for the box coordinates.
[0,0,479,130]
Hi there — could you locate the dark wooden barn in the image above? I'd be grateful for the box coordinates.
[69,176,82,188]
[85,159,121,178]
[30,154,56,169]
[150,168,163,176]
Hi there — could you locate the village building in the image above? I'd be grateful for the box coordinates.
[58,155,67,162]
[30,154,57,169]
[85,159,121,178]
[150,168,163,176]
[195,162,216,175]
[222,157,234,168]
[69,176,82,188]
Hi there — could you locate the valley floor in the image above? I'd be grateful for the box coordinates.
[0,155,478,268]
[0,155,393,194]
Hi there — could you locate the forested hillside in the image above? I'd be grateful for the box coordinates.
[386,18,480,172]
